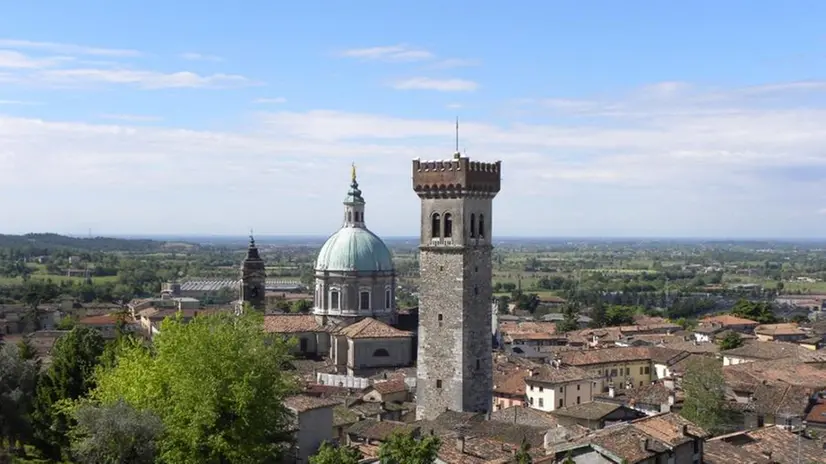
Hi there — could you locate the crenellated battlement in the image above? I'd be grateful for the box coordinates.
[412,155,501,198]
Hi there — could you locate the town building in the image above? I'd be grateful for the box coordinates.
[413,153,502,420]
[524,360,598,412]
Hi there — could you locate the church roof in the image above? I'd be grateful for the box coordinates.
[315,227,394,273]
[337,318,412,339]
[263,314,326,334]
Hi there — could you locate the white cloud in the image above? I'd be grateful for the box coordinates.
[3,79,826,237]
[0,99,39,105]
[446,103,463,109]
[431,58,479,69]
[0,50,69,69]
[339,44,434,62]
[255,97,287,104]
[180,52,223,62]
[99,114,162,122]
[13,68,256,89]
[392,77,479,92]
[0,39,141,57]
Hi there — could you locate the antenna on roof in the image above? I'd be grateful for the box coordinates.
[454,117,461,159]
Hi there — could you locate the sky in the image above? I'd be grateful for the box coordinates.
[2,1,826,238]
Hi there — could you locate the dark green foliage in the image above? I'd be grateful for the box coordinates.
[730,299,777,324]
[31,327,105,460]
[309,441,363,464]
[514,437,532,464]
[718,331,743,350]
[69,400,163,464]
[680,357,733,435]
[0,343,39,455]
[555,302,580,333]
[378,431,441,464]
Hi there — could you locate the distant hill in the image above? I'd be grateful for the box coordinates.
[0,233,197,253]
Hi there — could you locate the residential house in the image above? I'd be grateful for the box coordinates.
[525,360,598,412]
[361,377,408,404]
[560,346,655,392]
[137,307,217,339]
[699,314,759,334]
[76,313,133,340]
[705,426,826,464]
[754,323,808,342]
[547,413,709,464]
[284,395,339,464]
[595,382,679,417]
[804,393,826,430]
[721,341,826,366]
[493,368,528,411]
[549,401,645,430]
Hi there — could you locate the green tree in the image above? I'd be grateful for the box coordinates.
[69,400,162,464]
[378,431,441,464]
[718,331,743,350]
[57,315,78,330]
[309,442,363,464]
[32,326,105,460]
[555,302,580,334]
[90,311,298,463]
[291,299,312,314]
[16,335,38,362]
[514,437,532,464]
[680,357,732,435]
[0,343,39,456]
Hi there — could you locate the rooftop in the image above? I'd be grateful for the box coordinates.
[337,317,412,339]
[526,363,593,385]
[722,340,826,361]
[560,346,652,366]
[550,401,624,421]
[283,395,340,413]
[710,426,826,464]
[701,314,759,327]
[263,314,326,334]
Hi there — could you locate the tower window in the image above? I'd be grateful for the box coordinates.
[437,313,443,327]
[470,213,476,238]
[476,359,480,370]
[330,290,340,310]
[385,288,391,309]
[478,214,485,238]
[436,380,442,389]
[443,213,453,238]
[359,291,371,310]
[431,213,441,239]
[347,211,352,223]
[474,285,479,295]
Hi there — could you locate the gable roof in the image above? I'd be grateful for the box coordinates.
[337,317,412,339]
[263,314,326,334]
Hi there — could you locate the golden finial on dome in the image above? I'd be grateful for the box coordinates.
[351,162,357,182]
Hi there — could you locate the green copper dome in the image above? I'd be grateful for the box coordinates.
[315,227,394,272]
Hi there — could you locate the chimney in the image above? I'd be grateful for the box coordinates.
[682,424,688,435]
[528,368,535,377]
[668,392,676,406]
[608,384,616,398]
[456,435,465,454]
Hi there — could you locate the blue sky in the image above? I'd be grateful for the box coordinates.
[2,1,826,238]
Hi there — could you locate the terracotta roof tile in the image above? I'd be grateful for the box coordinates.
[78,314,129,325]
[755,322,806,336]
[560,346,652,366]
[346,419,418,441]
[701,314,759,327]
[337,318,412,339]
[284,394,339,413]
[712,426,826,464]
[722,340,826,362]
[526,364,593,385]
[371,378,407,395]
[550,401,622,421]
[263,314,326,334]
[704,439,769,464]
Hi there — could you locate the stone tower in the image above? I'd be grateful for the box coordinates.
[412,152,502,421]
[240,234,266,311]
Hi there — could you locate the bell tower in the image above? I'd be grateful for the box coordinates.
[412,152,502,421]
[240,233,266,311]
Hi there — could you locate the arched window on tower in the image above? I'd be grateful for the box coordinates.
[470,213,476,238]
[444,213,453,238]
[347,211,352,223]
[479,214,485,238]
[431,213,441,239]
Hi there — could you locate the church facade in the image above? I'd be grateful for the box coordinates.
[262,167,413,377]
